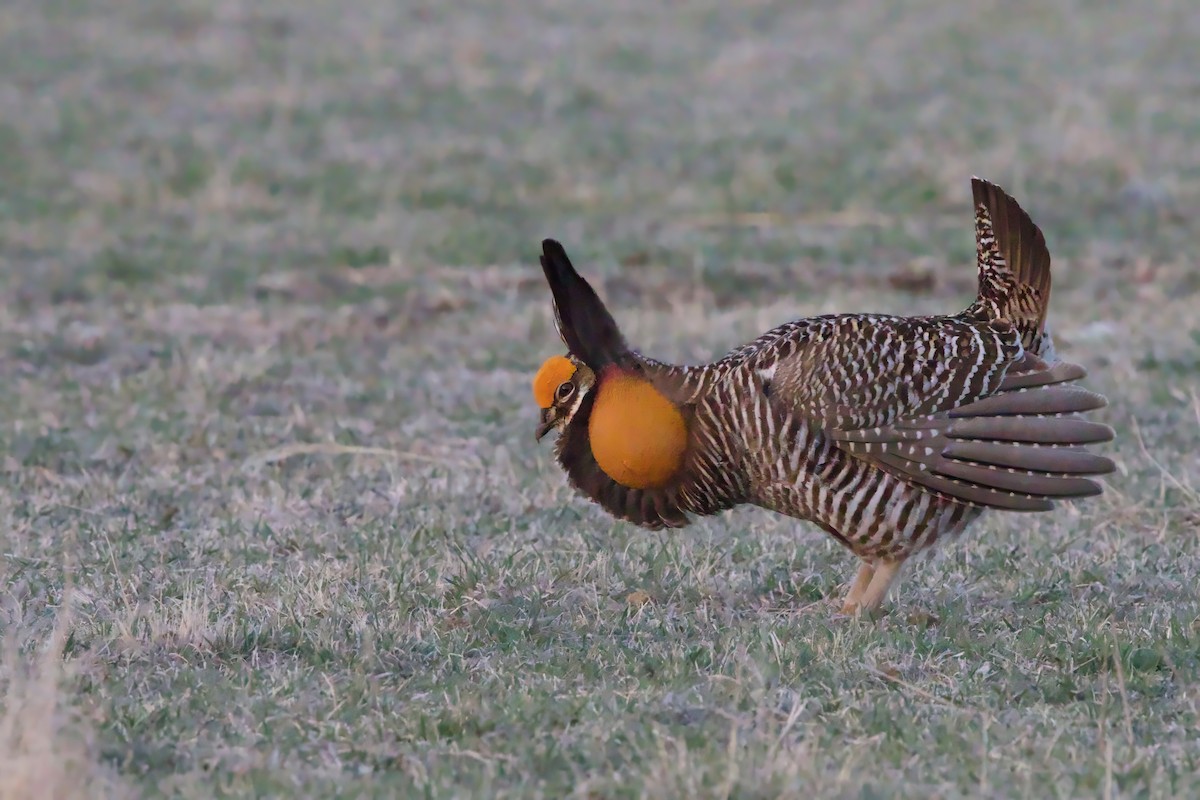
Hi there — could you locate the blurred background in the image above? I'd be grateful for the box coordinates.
[1,1,1198,796]
[2,0,1196,305]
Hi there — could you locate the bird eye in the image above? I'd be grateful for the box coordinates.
[555,381,575,401]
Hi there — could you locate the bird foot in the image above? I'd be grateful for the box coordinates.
[834,599,885,621]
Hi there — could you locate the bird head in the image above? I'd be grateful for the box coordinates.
[532,353,595,441]
[531,240,689,490]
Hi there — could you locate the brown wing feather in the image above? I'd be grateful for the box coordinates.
[809,180,1112,510]
[766,314,1024,433]
[755,312,1110,510]
[870,452,1056,511]
[831,361,1115,510]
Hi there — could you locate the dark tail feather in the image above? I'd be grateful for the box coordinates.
[968,178,1053,355]
[540,239,629,370]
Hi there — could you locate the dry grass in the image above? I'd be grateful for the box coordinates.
[0,602,128,799]
[1,0,1199,796]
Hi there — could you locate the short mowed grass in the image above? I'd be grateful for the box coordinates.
[1,0,1199,797]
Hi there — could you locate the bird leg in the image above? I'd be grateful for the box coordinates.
[855,559,904,615]
[839,562,876,615]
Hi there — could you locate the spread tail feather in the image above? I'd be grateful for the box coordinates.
[540,239,629,370]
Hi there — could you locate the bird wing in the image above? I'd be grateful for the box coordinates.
[762,314,1023,431]
[759,314,1114,510]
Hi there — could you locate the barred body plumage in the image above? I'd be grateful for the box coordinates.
[532,178,1115,614]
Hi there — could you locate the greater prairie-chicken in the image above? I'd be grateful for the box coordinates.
[532,178,1115,615]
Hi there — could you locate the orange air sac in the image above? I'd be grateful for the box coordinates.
[588,370,687,489]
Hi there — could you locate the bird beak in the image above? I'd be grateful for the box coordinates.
[535,408,555,441]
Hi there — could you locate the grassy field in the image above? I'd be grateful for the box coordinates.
[1,0,1199,796]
